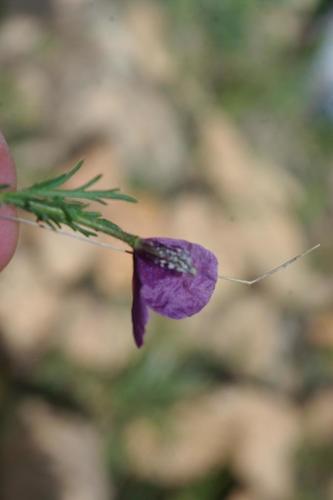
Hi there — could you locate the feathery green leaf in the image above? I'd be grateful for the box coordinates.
[0,160,139,247]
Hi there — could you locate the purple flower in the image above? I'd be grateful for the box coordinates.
[131,237,218,347]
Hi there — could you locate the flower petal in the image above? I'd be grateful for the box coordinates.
[131,254,149,347]
[136,238,218,319]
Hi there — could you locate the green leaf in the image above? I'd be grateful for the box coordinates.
[25,188,137,204]
[73,174,103,191]
[0,159,139,247]
[27,160,85,191]
[22,160,137,204]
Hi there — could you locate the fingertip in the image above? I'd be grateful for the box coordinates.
[0,206,18,271]
[0,131,19,270]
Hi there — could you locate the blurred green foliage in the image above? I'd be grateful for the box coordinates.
[162,0,332,232]
[295,440,333,500]
[163,0,282,50]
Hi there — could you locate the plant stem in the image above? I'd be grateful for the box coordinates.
[76,214,139,247]
[0,191,139,248]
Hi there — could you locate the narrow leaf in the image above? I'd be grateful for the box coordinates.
[73,174,103,191]
[27,160,85,191]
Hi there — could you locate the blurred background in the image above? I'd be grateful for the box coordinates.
[0,0,333,499]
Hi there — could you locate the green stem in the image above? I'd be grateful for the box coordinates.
[76,214,139,247]
[0,191,139,248]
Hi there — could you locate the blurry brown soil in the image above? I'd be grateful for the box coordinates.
[0,1,332,499]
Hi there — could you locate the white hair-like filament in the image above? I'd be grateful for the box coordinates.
[218,244,320,285]
[0,214,130,253]
[0,214,320,281]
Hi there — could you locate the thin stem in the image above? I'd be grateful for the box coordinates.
[218,244,320,285]
[76,213,138,246]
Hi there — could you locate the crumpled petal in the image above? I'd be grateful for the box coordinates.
[131,254,149,347]
[136,238,218,320]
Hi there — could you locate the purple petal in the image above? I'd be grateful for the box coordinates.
[131,254,149,347]
[136,238,218,319]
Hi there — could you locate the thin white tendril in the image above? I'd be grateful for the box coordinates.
[0,214,131,253]
[218,243,320,285]
[0,214,321,275]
